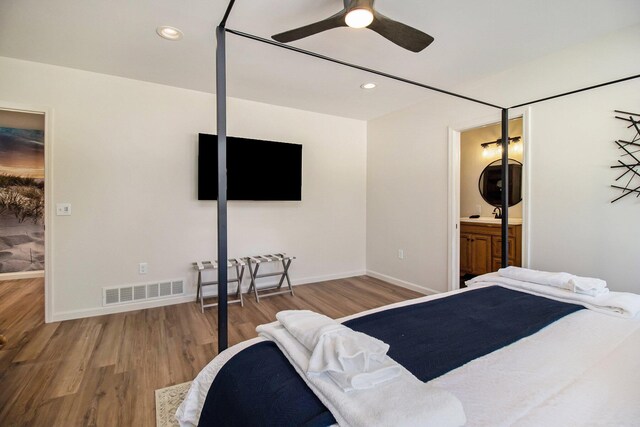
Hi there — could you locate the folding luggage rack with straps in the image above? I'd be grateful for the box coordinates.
[246,253,295,302]
[193,258,245,312]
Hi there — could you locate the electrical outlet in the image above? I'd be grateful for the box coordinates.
[398,249,404,260]
[56,203,72,216]
[139,262,148,274]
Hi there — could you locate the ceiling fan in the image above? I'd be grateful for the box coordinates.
[272,0,434,53]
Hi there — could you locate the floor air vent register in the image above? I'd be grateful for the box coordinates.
[102,279,184,306]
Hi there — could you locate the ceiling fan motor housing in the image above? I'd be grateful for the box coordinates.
[345,0,374,13]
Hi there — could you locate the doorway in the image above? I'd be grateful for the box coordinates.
[447,110,531,291]
[0,103,51,322]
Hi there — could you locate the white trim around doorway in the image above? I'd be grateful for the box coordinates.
[0,101,54,323]
[447,107,532,292]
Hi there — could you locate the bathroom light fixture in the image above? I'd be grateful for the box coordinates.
[481,136,521,157]
[156,26,183,41]
[480,136,521,149]
[360,82,377,89]
[345,8,374,28]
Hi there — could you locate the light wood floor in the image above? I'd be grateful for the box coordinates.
[0,276,421,426]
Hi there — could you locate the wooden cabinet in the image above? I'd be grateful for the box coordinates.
[460,222,521,276]
[460,234,471,273]
[460,233,491,275]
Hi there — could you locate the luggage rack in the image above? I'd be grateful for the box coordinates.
[246,253,295,302]
[193,259,245,313]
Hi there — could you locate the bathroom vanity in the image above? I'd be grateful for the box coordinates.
[460,218,522,275]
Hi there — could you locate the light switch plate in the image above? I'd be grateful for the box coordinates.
[56,203,71,216]
[139,262,148,274]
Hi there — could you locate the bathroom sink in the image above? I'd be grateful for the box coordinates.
[460,216,523,225]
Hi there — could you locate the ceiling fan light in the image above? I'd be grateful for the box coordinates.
[345,9,374,29]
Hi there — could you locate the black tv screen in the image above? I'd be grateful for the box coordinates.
[198,133,302,201]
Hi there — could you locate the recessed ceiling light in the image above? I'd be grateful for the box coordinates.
[156,26,183,41]
[360,82,377,90]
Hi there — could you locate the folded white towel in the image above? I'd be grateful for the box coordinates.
[277,310,346,352]
[257,320,467,427]
[498,267,609,296]
[598,291,640,318]
[276,310,401,391]
[317,355,402,392]
[498,266,574,288]
[468,272,640,318]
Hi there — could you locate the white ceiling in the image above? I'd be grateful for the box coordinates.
[1,0,640,119]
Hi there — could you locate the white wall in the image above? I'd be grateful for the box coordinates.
[367,24,640,293]
[0,56,367,320]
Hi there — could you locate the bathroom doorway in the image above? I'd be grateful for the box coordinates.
[447,111,531,291]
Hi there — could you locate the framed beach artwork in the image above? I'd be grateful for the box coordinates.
[0,109,45,274]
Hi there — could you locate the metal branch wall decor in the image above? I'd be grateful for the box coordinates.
[611,110,640,203]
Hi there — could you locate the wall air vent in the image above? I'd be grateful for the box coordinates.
[134,285,146,300]
[159,281,172,297]
[102,278,185,306]
[172,280,184,295]
[120,287,133,302]
[104,288,119,305]
[147,283,159,298]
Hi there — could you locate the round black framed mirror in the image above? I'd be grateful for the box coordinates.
[478,158,522,207]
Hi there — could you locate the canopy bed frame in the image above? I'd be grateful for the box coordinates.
[214,0,640,353]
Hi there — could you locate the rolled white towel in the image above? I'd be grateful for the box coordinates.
[276,310,401,392]
[568,276,608,296]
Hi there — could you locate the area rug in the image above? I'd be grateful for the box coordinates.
[155,381,192,427]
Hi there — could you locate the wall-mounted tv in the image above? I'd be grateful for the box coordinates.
[198,133,302,201]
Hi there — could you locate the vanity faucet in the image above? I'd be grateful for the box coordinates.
[492,207,502,219]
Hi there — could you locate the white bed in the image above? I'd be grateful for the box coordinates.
[178,281,640,427]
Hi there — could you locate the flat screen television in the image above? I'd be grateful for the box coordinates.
[198,133,303,201]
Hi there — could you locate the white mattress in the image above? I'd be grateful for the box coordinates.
[177,284,640,426]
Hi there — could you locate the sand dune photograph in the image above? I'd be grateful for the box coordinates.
[0,109,45,274]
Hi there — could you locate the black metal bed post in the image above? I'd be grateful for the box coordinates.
[500,108,509,268]
[215,27,229,354]
[216,0,236,354]
[214,0,236,355]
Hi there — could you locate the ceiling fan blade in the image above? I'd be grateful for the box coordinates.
[368,11,434,53]
[272,11,347,43]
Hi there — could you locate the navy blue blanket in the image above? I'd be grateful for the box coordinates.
[198,286,583,427]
